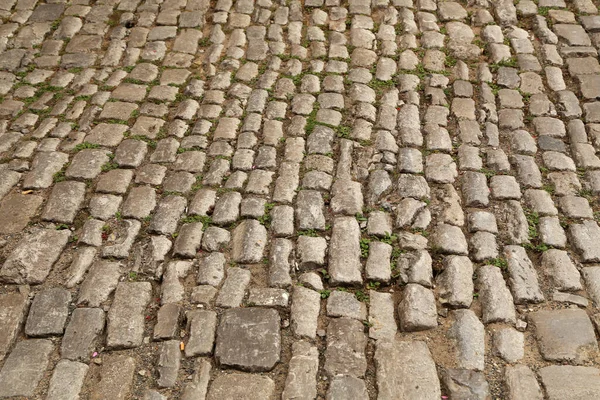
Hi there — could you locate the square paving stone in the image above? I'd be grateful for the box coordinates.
[0,290,28,362]
[530,309,599,363]
[215,308,281,372]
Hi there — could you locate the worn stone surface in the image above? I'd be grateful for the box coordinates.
[0,1,598,397]
[0,229,70,284]
[215,308,281,372]
[375,338,441,400]
[530,309,599,363]
[0,339,53,397]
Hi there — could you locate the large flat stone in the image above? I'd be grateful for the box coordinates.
[0,193,43,234]
[0,339,54,397]
[0,290,29,362]
[0,228,70,284]
[530,309,598,363]
[539,366,600,400]
[215,308,281,372]
[375,338,441,400]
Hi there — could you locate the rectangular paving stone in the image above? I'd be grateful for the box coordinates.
[324,317,367,378]
[22,151,69,189]
[61,308,105,362]
[375,338,441,400]
[207,373,275,400]
[530,309,599,363]
[0,193,43,234]
[185,310,217,357]
[329,216,362,285]
[42,181,86,223]
[181,359,211,400]
[282,341,319,400]
[0,228,70,284]
[25,287,71,337]
[215,308,281,372]
[90,354,135,400]
[0,290,29,362]
[540,366,600,400]
[215,266,251,308]
[503,245,544,304]
[46,360,89,400]
[0,339,54,397]
[106,282,152,349]
[77,261,121,307]
[157,340,181,388]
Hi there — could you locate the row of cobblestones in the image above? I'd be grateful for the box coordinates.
[3,0,600,398]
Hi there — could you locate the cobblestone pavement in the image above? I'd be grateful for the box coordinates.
[4,0,600,398]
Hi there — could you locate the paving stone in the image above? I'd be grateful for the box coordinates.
[157,340,181,388]
[0,339,53,397]
[375,338,441,399]
[90,354,135,400]
[215,267,251,308]
[154,303,181,340]
[61,307,105,362]
[291,286,321,339]
[215,308,280,372]
[504,245,544,304]
[539,366,600,399]
[25,288,70,337]
[46,360,88,400]
[0,193,43,234]
[207,373,275,400]
[231,219,267,263]
[505,365,543,399]
[450,309,485,371]
[0,228,70,284]
[107,282,152,349]
[186,310,217,357]
[324,317,367,377]
[329,216,362,284]
[0,290,29,362]
[42,181,86,223]
[282,341,319,400]
[443,369,490,400]
[530,309,599,363]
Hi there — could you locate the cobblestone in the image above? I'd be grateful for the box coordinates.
[1,0,600,396]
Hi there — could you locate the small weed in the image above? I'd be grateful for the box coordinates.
[55,224,69,230]
[489,257,508,270]
[298,229,318,237]
[101,161,119,172]
[479,168,495,179]
[380,232,398,245]
[320,289,331,299]
[319,268,330,281]
[73,142,100,151]
[355,290,369,303]
[181,214,213,229]
[366,281,380,290]
[128,271,138,281]
[363,320,373,328]
[360,238,371,258]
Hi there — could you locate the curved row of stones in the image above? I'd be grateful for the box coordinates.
[1,0,600,398]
